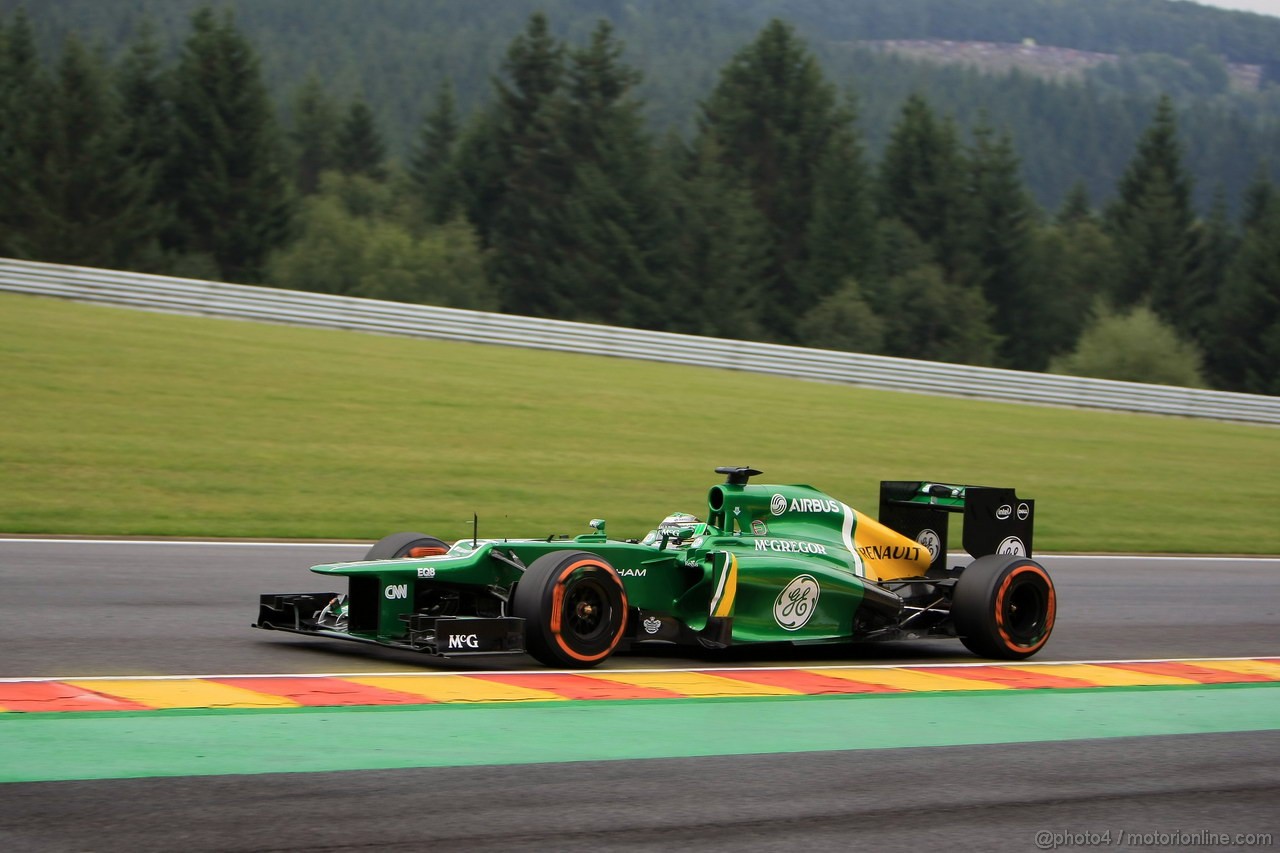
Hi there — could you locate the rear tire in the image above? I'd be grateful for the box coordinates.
[513,550,628,668]
[952,554,1056,659]
[365,532,449,560]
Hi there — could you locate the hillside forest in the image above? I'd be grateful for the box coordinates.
[0,4,1278,394]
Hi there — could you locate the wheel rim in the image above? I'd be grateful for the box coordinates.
[563,578,610,643]
[1002,577,1047,645]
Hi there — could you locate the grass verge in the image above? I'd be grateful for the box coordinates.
[1,292,1276,552]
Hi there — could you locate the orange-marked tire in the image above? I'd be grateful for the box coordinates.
[952,554,1056,660]
[512,550,628,668]
[365,532,450,560]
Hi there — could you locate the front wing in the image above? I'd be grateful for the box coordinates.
[254,593,527,656]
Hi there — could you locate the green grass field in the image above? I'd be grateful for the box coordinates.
[2,292,1276,552]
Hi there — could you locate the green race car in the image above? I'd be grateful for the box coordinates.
[254,467,1056,667]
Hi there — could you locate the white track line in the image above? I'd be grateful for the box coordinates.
[2,655,1275,683]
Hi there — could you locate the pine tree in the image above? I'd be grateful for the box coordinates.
[117,19,170,170]
[0,9,49,257]
[964,124,1040,367]
[878,93,970,278]
[1106,96,1199,334]
[798,102,878,312]
[485,12,572,317]
[452,108,505,246]
[287,74,339,196]
[16,35,158,269]
[878,264,999,365]
[496,12,563,133]
[868,218,937,299]
[1182,189,1236,348]
[115,18,174,270]
[666,133,771,340]
[335,98,387,181]
[410,80,465,225]
[1028,220,1123,362]
[166,6,291,282]
[1241,168,1275,231]
[697,19,870,340]
[1056,181,1093,225]
[1207,184,1280,394]
[553,19,674,328]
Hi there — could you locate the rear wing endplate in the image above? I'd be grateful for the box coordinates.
[878,481,1035,572]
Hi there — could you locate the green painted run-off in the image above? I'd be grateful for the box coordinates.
[2,684,1277,783]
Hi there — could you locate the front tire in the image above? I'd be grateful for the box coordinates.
[952,554,1056,659]
[513,550,628,668]
[365,532,449,560]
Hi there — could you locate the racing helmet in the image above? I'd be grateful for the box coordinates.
[640,512,703,547]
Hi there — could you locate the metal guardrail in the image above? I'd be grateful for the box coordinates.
[3,257,1277,425]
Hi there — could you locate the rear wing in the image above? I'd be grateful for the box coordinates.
[878,481,1035,573]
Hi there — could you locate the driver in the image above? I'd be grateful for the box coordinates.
[640,512,704,547]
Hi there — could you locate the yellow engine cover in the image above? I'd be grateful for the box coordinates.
[853,511,933,581]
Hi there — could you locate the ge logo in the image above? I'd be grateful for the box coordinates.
[916,529,941,563]
[774,575,820,631]
[997,536,1026,556]
[770,494,787,516]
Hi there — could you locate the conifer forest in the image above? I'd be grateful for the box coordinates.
[2,0,1278,393]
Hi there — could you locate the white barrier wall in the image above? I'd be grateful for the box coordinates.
[3,257,1276,425]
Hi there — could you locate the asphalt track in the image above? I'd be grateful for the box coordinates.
[2,541,1278,851]
[3,541,1279,674]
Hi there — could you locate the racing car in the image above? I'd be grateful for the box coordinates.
[254,467,1055,667]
